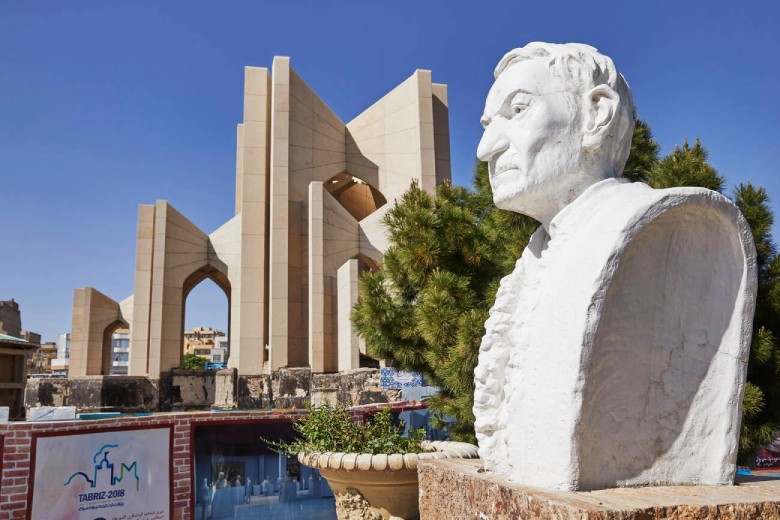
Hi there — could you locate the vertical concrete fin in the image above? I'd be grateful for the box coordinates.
[235,124,245,215]
[234,65,271,375]
[129,204,156,376]
[69,288,87,377]
[269,56,292,370]
[308,182,325,373]
[431,83,451,186]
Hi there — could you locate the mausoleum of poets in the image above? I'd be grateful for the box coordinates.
[67,57,451,378]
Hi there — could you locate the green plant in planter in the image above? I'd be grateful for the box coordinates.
[267,403,427,455]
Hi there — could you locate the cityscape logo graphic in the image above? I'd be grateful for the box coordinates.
[64,443,140,491]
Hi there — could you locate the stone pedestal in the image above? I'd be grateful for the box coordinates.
[418,459,780,519]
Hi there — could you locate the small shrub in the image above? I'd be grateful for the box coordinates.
[182,353,207,370]
[267,403,427,455]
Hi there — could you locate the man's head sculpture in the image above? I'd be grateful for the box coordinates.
[477,42,634,228]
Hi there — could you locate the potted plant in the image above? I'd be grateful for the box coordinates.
[269,403,478,520]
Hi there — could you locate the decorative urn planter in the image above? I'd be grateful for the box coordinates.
[299,440,478,520]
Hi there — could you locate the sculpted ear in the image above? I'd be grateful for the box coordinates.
[582,85,619,151]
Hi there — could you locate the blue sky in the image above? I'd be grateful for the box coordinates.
[2,1,778,342]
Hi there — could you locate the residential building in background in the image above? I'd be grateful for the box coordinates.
[19,330,41,345]
[212,334,228,364]
[20,330,44,374]
[27,342,57,374]
[0,300,22,338]
[50,332,70,375]
[110,328,130,375]
[184,327,226,363]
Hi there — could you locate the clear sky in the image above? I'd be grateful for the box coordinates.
[2,1,778,342]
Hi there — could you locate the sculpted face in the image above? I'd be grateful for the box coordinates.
[477,58,594,226]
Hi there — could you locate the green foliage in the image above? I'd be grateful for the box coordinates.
[647,137,725,192]
[353,164,537,441]
[736,183,776,272]
[623,114,660,183]
[182,353,207,370]
[734,183,780,459]
[267,403,426,455]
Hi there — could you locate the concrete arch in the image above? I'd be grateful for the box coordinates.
[129,201,237,376]
[335,254,381,372]
[69,287,129,377]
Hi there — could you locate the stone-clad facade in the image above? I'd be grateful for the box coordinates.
[68,57,450,378]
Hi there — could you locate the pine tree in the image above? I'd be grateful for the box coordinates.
[623,114,660,183]
[648,137,725,192]
[352,166,536,441]
[734,183,780,459]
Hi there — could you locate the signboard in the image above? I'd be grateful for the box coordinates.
[29,426,171,520]
[379,368,426,388]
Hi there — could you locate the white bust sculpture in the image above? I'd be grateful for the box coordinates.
[473,42,757,491]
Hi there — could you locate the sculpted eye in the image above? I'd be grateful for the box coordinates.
[511,104,528,115]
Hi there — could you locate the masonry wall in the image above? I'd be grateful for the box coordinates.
[24,368,400,414]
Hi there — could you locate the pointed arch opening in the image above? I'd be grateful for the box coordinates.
[181,266,231,368]
[101,319,128,376]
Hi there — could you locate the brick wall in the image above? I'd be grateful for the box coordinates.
[0,401,425,519]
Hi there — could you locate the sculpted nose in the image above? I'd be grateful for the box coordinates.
[477,119,509,162]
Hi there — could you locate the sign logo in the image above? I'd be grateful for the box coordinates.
[64,443,140,507]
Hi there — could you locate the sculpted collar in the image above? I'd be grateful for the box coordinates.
[547,177,629,239]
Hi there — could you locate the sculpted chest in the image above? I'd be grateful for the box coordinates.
[475,180,756,491]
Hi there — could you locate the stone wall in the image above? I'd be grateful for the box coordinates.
[417,458,780,520]
[311,368,401,406]
[24,368,401,415]
[25,376,159,413]
[169,369,216,410]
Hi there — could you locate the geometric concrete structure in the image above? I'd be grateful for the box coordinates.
[70,57,450,378]
[473,43,755,491]
[69,287,130,376]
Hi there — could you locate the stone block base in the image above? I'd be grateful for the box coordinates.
[418,459,780,519]
[24,368,402,415]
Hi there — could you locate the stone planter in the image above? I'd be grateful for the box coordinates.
[298,440,478,520]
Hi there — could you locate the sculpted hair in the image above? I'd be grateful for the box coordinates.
[495,42,634,178]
